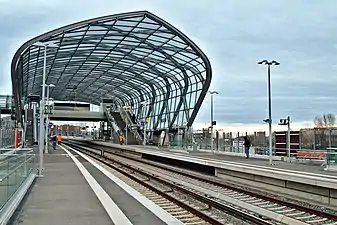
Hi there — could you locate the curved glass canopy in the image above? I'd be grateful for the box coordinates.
[11,11,212,130]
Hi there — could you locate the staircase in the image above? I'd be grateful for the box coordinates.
[110,111,140,145]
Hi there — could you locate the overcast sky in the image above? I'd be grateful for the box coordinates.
[1,0,337,132]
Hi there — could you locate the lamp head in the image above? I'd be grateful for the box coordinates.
[209,91,219,95]
[271,60,280,65]
[257,60,268,65]
[263,118,272,124]
[258,60,280,66]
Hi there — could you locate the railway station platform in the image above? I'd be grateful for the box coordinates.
[188,151,335,175]
[79,139,337,209]
[85,140,336,176]
[10,145,182,225]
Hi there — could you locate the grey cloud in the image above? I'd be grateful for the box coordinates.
[1,0,337,125]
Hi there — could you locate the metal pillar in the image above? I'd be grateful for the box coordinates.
[45,86,50,153]
[38,45,47,177]
[33,103,38,143]
[258,60,280,165]
[209,91,218,152]
[287,116,291,162]
[210,94,213,152]
[143,124,146,146]
[329,129,332,148]
[125,123,128,145]
[267,64,273,165]
[237,132,240,152]
[278,116,291,162]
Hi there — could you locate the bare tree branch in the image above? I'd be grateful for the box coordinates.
[314,115,323,128]
[323,114,328,128]
[326,113,335,127]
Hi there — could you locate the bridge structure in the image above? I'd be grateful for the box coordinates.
[0,95,14,115]
[10,10,212,146]
[0,95,107,121]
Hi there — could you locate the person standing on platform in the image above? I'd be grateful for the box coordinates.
[57,134,62,145]
[51,134,57,150]
[243,136,251,158]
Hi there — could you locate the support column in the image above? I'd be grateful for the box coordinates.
[33,103,38,144]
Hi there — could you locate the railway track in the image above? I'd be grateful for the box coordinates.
[65,141,337,224]
[64,142,272,225]
[104,148,337,224]
[97,155,214,225]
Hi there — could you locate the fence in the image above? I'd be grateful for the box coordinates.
[0,127,23,149]
[0,117,16,148]
[191,130,268,153]
[0,148,36,211]
[301,128,337,150]
[131,127,337,157]
[169,128,194,148]
[0,129,15,149]
[176,128,337,157]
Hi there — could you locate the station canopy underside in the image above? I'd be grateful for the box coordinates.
[11,10,211,130]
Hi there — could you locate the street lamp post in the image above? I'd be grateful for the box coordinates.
[209,91,219,152]
[258,60,280,165]
[44,84,55,154]
[141,101,149,146]
[125,114,128,145]
[278,116,291,162]
[33,41,59,177]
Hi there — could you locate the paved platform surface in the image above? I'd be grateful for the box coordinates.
[65,147,167,225]
[12,146,112,225]
[97,141,337,176]
[11,145,169,225]
[187,151,337,176]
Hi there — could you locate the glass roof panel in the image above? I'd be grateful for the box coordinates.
[64,31,87,37]
[13,11,211,131]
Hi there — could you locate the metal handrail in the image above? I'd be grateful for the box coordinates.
[0,155,35,182]
[119,107,133,125]
[122,108,144,143]
[0,150,34,166]
[119,107,144,143]
[104,107,120,141]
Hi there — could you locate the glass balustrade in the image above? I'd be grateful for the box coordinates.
[0,149,36,210]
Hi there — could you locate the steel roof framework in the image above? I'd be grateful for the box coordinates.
[11,11,212,130]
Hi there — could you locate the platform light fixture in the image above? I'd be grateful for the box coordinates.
[258,60,280,165]
[33,41,59,177]
[140,101,149,146]
[209,91,218,152]
[278,116,291,162]
[43,84,55,154]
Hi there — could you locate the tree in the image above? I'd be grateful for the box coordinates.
[314,113,336,148]
[326,113,336,127]
[314,113,336,128]
[314,116,323,128]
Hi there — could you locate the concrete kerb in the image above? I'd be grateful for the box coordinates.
[188,148,283,160]
[0,173,36,225]
[89,141,337,190]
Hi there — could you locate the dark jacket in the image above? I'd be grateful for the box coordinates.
[243,138,251,147]
[51,136,57,142]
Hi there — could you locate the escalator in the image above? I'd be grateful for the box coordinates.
[118,107,146,145]
[110,111,140,145]
[103,107,119,143]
